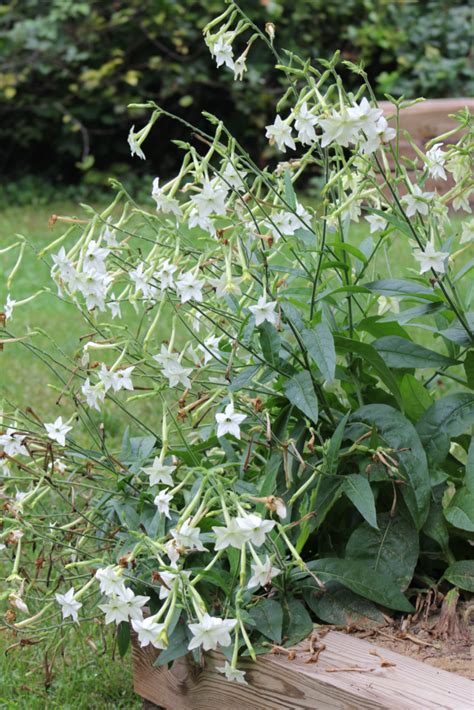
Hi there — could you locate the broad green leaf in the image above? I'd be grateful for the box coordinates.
[302,323,336,382]
[443,561,474,592]
[417,393,474,464]
[400,374,433,422]
[284,371,318,424]
[304,558,414,611]
[282,597,313,646]
[423,501,450,556]
[345,512,418,590]
[364,279,439,300]
[326,412,350,474]
[259,321,282,368]
[117,621,130,658]
[373,336,458,369]
[296,478,342,552]
[467,438,474,493]
[249,598,283,643]
[335,336,402,408]
[306,588,384,625]
[443,487,474,532]
[351,404,430,528]
[367,207,412,238]
[342,474,378,529]
[229,365,260,392]
[464,350,474,389]
[189,567,232,594]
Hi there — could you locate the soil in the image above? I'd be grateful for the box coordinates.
[339,598,474,680]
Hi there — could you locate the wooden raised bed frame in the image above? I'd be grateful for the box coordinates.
[132,629,473,709]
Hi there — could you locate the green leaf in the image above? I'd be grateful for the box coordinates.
[154,622,189,667]
[364,279,439,300]
[117,621,130,658]
[284,371,318,424]
[306,588,384,625]
[351,404,430,528]
[229,365,260,392]
[335,336,402,408]
[342,474,378,529]
[417,393,474,464]
[400,374,433,422]
[249,598,283,643]
[259,322,282,370]
[443,487,474,532]
[304,558,414,611]
[302,323,336,383]
[282,597,313,646]
[423,501,450,556]
[326,412,350,475]
[464,350,474,389]
[373,336,458,369]
[466,438,474,493]
[284,169,297,210]
[189,567,232,593]
[345,513,419,590]
[443,560,474,592]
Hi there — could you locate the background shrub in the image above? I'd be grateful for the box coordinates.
[0,0,472,195]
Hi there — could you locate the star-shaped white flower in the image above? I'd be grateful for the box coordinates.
[154,489,173,519]
[249,296,278,327]
[212,518,249,550]
[413,242,449,274]
[131,617,167,649]
[44,417,72,446]
[128,125,146,159]
[176,271,205,304]
[188,613,237,651]
[95,566,125,597]
[217,661,248,684]
[365,214,387,233]
[55,587,82,623]
[401,186,436,217]
[171,518,206,552]
[247,555,281,589]
[215,403,247,439]
[234,513,276,547]
[141,457,175,487]
[265,115,296,152]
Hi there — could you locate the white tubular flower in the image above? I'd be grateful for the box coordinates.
[81,378,106,411]
[190,179,228,219]
[95,566,125,596]
[217,661,248,685]
[154,489,173,518]
[128,125,146,159]
[265,115,296,152]
[175,271,205,303]
[213,34,235,70]
[152,177,182,217]
[247,555,281,589]
[365,214,387,233]
[55,587,82,623]
[44,417,73,446]
[293,102,318,145]
[413,242,449,274]
[234,513,276,547]
[377,296,400,316]
[171,518,206,552]
[141,457,175,487]
[0,428,28,457]
[318,109,359,148]
[460,219,474,244]
[426,142,447,180]
[157,570,191,600]
[215,402,247,439]
[188,613,237,651]
[401,186,436,217]
[4,294,16,319]
[131,617,167,649]
[212,518,250,550]
[198,335,222,364]
[156,259,178,291]
[221,162,247,191]
[249,296,278,327]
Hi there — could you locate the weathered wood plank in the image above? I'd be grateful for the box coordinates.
[132,629,473,709]
[378,97,474,195]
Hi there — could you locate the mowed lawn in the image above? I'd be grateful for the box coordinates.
[0,200,469,707]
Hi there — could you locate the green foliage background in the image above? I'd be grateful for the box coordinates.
[0,0,472,192]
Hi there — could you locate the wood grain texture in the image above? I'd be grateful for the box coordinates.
[132,629,473,710]
[378,97,474,194]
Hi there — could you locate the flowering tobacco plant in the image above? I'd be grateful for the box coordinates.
[1,2,473,685]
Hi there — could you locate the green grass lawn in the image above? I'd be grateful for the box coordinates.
[0,200,468,707]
